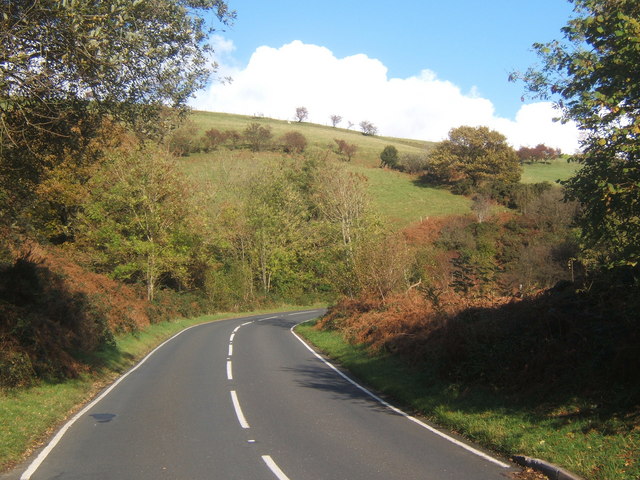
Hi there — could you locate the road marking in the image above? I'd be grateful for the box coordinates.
[230,390,250,429]
[233,326,241,333]
[287,311,313,316]
[259,316,278,321]
[229,333,235,343]
[227,360,233,380]
[19,321,214,480]
[290,323,511,470]
[262,455,291,480]
[241,321,253,326]
[228,343,233,356]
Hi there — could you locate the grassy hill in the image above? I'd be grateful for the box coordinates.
[188,110,431,167]
[185,111,469,227]
[184,111,579,227]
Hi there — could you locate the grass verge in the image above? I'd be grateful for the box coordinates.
[0,305,322,473]
[295,321,639,480]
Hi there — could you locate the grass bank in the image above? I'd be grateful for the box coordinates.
[0,306,321,473]
[296,321,639,480]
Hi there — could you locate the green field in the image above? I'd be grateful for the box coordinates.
[351,166,470,227]
[521,158,581,184]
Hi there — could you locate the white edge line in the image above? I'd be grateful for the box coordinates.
[290,322,511,470]
[227,360,233,380]
[230,390,250,429]
[20,322,207,480]
[262,455,291,480]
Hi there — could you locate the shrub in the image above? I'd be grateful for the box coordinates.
[379,145,399,169]
[398,153,429,174]
[334,139,357,161]
[243,123,272,152]
[167,121,201,156]
[202,128,227,151]
[280,131,308,154]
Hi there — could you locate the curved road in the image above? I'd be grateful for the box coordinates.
[19,310,516,479]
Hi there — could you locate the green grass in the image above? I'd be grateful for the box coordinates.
[351,165,471,227]
[296,321,640,480]
[521,158,581,184]
[0,305,323,473]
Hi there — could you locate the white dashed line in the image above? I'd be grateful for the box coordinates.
[259,316,278,321]
[230,390,250,429]
[228,343,233,356]
[227,360,233,380]
[262,455,291,480]
[229,333,235,343]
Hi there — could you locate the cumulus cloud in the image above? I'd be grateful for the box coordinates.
[193,40,581,153]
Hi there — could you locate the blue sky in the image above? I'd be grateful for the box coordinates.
[195,0,581,151]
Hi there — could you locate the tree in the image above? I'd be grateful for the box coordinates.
[359,120,378,136]
[517,144,561,163]
[334,139,358,161]
[428,126,521,191]
[314,166,370,252]
[513,0,640,268]
[471,195,493,223]
[0,0,234,230]
[295,107,309,123]
[380,145,399,169]
[79,144,198,301]
[312,163,376,296]
[242,166,316,296]
[243,123,273,151]
[330,115,342,127]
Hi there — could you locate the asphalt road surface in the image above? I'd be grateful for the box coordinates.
[17,310,517,479]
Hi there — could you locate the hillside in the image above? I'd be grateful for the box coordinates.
[184,111,472,227]
[183,111,580,227]
[189,110,433,168]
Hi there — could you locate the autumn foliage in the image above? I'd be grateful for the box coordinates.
[0,243,151,387]
[317,282,640,394]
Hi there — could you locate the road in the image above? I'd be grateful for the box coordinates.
[18,310,516,479]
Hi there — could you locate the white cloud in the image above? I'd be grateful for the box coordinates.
[192,40,581,153]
